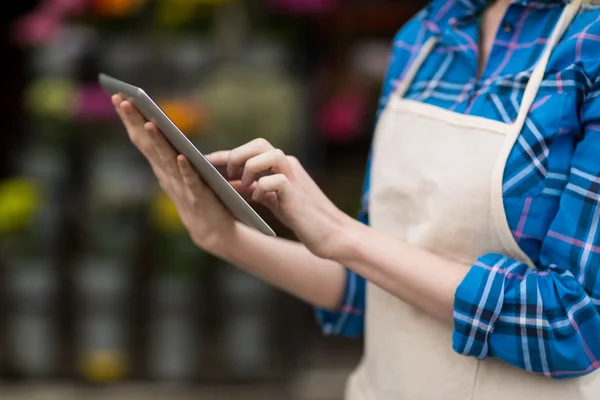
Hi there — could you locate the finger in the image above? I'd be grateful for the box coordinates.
[261,192,280,210]
[111,94,124,107]
[229,180,258,201]
[146,122,180,178]
[114,100,156,158]
[227,138,275,178]
[240,149,292,187]
[205,150,231,166]
[253,174,293,203]
[119,100,146,131]
[112,99,160,164]
[178,155,206,198]
[110,96,169,185]
[206,151,233,178]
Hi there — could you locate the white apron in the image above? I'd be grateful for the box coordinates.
[345,1,600,399]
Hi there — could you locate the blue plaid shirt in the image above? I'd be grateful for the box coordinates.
[317,0,600,379]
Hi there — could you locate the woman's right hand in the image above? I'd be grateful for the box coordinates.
[111,94,240,256]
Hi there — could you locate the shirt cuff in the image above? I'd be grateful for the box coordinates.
[315,269,366,338]
[452,253,509,360]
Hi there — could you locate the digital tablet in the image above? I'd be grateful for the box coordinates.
[99,73,276,237]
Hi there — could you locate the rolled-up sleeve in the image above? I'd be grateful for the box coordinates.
[315,190,368,338]
[316,269,366,338]
[453,73,600,379]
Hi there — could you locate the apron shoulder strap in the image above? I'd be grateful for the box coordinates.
[394,37,438,99]
[392,0,582,130]
[513,0,583,132]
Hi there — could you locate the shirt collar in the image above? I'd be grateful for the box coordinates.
[446,0,570,28]
[466,0,568,6]
[423,0,571,44]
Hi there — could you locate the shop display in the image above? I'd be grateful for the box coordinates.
[75,256,131,383]
[147,268,201,381]
[28,24,98,78]
[5,259,59,378]
[168,37,213,78]
[197,57,302,151]
[0,178,59,378]
[100,36,155,80]
[147,192,206,381]
[1,78,68,375]
[74,144,151,383]
[0,0,409,384]
[218,266,273,380]
[13,143,66,245]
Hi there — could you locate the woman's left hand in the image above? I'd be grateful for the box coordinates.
[207,138,354,259]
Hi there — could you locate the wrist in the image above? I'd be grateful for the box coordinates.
[325,215,364,264]
[205,222,249,261]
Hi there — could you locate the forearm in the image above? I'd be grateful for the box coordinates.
[215,223,346,311]
[333,219,470,324]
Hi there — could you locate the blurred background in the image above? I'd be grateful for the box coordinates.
[0,0,425,398]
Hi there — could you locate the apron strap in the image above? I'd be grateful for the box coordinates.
[394,0,582,131]
[513,0,582,132]
[395,37,438,99]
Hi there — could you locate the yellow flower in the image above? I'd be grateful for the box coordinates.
[78,351,128,383]
[155,0,231,26]
[25,78,78,119]
[150,190,184,232]
[0,179,42,234]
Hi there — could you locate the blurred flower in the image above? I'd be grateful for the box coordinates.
[318,88,368,144]
[155,0,231,26]
[91,0,146,17]
[266,0,339,14]
[159,99,208,136]
[78,350,128,383]
[199,66,300,150]
[11,0,88,46]
[151,190,183,233]
[74,82,118,123]
[25,78,78,120]
[12,14,63,46]
[151,192,205,278]
[0,179,42,235]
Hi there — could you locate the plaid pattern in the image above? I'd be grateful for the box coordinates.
[316,0,600,379]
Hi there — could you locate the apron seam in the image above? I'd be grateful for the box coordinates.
[469,360,482,400]
[388,98,513,135]
[490,126,537,267]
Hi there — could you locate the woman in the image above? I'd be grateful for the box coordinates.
[113,0,600,398]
